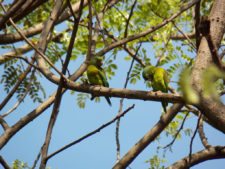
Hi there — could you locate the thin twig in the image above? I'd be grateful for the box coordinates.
[188,113,202,167]
[94,7,108,46]
[47,104,135,160]
[2,86,29,117]
[0,58,35,111]
[0,2,68,80]
[115,43,142,162]
[96,0,201,57]
[198,114,212,149]
[1,67,36,117]
[124,0,137,39]
[113,104,184,169]
[87,0,93,59]
[155,35,172,66]
[32,149,42,169]
[103,29,145,66]
[194,0,201,50]
[163,112,190,149]
[172,22,197,51]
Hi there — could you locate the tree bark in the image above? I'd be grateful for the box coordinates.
[191,0,225,134]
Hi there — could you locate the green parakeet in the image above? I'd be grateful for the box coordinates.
[142,65,169,113]
[87,57,112,106]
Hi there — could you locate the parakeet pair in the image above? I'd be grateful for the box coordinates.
[87,56,112,106]
[142,65,169,113]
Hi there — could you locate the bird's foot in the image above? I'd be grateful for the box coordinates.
[154,90,163,95]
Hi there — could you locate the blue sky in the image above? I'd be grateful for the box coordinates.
[1,0,225,168]
[1,50,225,169]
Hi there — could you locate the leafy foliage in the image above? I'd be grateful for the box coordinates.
[1,61,46,103]
[146,155,166,169]
[77,93,90,109]
[12,160,30,169]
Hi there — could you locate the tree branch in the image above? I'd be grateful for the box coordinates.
[0,58,35,111]
[167,146,225,169]
[0,0,88,44]
[96,0,201,56]
[191,0,225,134]
[46,104,134,160]
[39,0,84,168]
[0,0,27,29]
[198,114,212,149]
[113,103,184,169]
[0,155,10,169]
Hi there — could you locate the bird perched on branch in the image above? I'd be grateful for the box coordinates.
[142,65,169,113]
[87,56,112,106]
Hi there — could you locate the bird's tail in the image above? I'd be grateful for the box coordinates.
[91,95,112,106]
[162,101,168,113]
[90,95,95,101]
[105,96,112,106]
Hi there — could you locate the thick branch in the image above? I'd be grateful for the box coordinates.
[191,0,225,134]
[4,0,48,29]
[40,0,84,168]
[0,156,10,169]
[113,103,184,169]
[39,0,72,167]
[0,0,26,29]
[0,0,88,44]
[167,146,225,169]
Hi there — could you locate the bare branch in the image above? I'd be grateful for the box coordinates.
[0,0,89,44]
[47,104,135,160]
[0,116,9,131]
[163,112,190,149]
[172,21,196,51]
[39,1,84,168]
[124,0,137,39]
[113,103,184,169]
[198,114,212,149]
[167,146,225,169]
[115,44,142,162]
[32,149,41,169]
[0,0,27,29]
[188,113,202,167]
[0,155,10,169]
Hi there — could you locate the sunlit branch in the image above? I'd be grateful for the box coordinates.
[198,115,212,149]
[96,0,201,57]
[166,146,225,169]
[113,103,184,169]
[39,1,84,168]
[0,0,89,44]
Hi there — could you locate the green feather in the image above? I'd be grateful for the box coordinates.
[87,62,112,106]
[142,66,169,112]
